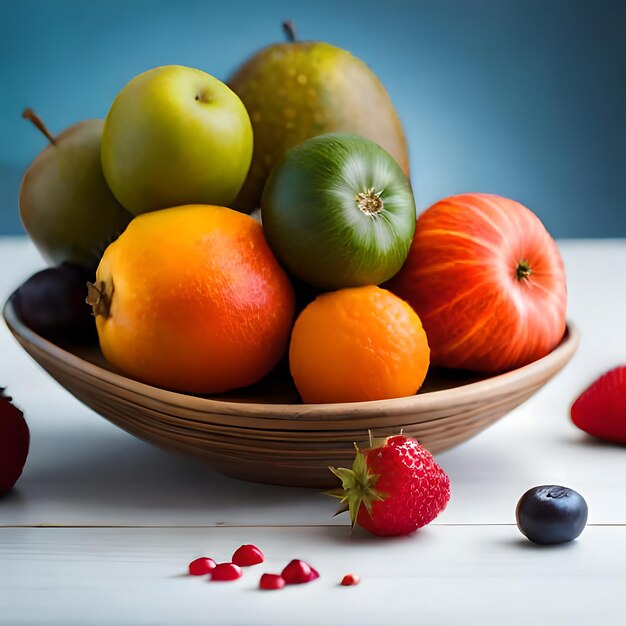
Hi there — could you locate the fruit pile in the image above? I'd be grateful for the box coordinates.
[17,23,567,403]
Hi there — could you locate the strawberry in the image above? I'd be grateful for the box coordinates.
[328,435,450,536]
[0,388,30,495]
[571,366,626,444]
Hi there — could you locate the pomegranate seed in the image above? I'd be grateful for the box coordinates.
[341,573,360,586]
[232,544,264,567]
[281,559,318,584]
[259,573,285,590]
[210,562,242,581]
[188,557,216,576]
[281,559,310,584]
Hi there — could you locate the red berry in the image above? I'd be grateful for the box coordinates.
[259,574,285,590]
[210,563,242,581]
[232,544,264,567]
[188,557,216,576]
[571,366,626,444]
[0,389,29,495]
[281,559,318,584]
[341,573,360,586]
[328,435,450,536]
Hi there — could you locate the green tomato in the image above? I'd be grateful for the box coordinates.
[261,133,416,290]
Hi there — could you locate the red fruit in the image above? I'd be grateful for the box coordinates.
[387,193,567,372]
[210,563,242,581]
[259,574,286,590]
[281,560,318,584]
[188,557,216,576]
[571,366,626,444]
[328,435,450,536]
[232,544,264,567]
[341,574,360,586]
[0,389,30,495]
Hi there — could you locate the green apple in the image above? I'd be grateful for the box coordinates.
[19,110,132,269]
[101,65,253,215]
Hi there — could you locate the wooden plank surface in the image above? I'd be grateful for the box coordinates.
[1,525,625,626]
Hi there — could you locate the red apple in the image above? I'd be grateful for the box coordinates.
[387,193,567,371]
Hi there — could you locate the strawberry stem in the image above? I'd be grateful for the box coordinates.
[327,444,386,529]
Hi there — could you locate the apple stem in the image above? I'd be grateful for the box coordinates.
[22,108,56,145]
[282,20,297,42]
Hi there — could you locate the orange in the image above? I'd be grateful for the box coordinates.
[289,286,430,403]
[88,204,295,394]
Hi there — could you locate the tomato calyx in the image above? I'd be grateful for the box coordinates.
[516,259,533,281]
[355,187,384,216]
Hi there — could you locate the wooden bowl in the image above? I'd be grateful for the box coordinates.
[3,297,579,487]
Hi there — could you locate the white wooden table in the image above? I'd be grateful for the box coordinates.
[1,238,625,625]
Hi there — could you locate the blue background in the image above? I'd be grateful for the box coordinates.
[1,0,624,237]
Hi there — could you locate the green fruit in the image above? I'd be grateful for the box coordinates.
[229,21,409,211]
[102,65,253,215]
[19,110,132,269]
[261,133,416,290]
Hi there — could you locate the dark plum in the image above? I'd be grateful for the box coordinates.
[12,264,95,341]
[516,485,588,545]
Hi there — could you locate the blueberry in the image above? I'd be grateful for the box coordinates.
[516,485,588,544]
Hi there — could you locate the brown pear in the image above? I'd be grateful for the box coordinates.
[19,110,132,269]
[228,21,409,211]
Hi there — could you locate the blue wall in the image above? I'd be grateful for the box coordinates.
[1,0,624,237]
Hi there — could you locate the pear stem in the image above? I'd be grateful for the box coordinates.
[282,20,297,42]
[22,108,56,145]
